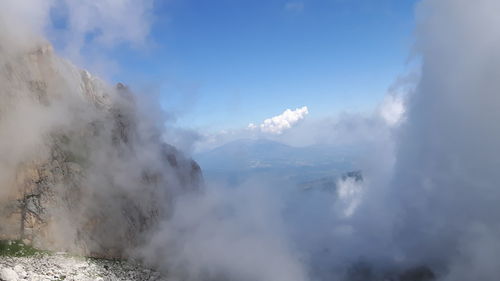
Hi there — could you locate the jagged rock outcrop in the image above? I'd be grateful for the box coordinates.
[0,43,202,258]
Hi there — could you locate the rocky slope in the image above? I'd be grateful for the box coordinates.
[0,43,202,258]
[0,253,167,281]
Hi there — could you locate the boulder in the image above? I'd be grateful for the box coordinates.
[0,268,18,281]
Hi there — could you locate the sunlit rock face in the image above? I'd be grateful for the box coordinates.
[0,43,203,258]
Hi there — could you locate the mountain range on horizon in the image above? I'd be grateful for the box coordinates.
[194,138,364,185]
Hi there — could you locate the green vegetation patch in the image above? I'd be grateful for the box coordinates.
[0,240,48,257]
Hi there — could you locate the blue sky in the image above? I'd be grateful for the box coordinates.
[88,0,418,131]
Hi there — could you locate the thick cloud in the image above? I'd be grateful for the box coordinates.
[386,0,500,278]
[249,106,309,134]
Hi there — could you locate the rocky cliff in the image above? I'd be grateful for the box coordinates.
[0,43,202,258]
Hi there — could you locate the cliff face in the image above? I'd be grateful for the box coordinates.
[0,44,202,258]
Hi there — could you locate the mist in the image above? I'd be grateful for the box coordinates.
[1,0,500,281]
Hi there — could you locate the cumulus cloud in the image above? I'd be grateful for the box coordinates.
[249,106,309,134]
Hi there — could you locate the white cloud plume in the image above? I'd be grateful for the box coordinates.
[250,106,309,134]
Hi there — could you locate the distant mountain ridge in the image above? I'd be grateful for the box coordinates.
[195,138,362,184]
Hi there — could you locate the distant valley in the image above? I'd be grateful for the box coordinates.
[194,138,364,187]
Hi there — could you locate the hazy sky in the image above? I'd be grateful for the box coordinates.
[50,0,418,131]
